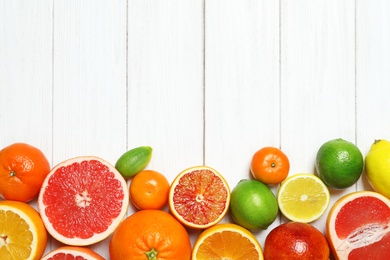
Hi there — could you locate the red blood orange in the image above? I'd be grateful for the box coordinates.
[168,165,230,229]
[41,246,105,260]
[38,156,129,246]
[326,191,390,259]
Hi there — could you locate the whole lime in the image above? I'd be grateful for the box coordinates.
[115,146,152,178]
[229,179,278,230]
[315,138,363,189]
[365,139,390,198]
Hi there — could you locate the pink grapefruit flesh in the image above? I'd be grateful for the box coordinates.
[38,156,129,246]
[326,191,390,259]
[41,246,105,260]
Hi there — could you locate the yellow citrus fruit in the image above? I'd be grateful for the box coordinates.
[0,200,48,260]
[315,138,363,189]
[192,223,263,260]
[365,139,390,198]
[230,179,278,230]
[169,165,230,229]
[278,173,330,223]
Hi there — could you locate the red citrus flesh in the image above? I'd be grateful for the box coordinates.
[327,191,390,259]
[169,166,230,229]
[41,246,105,260]
[38,156,129,246]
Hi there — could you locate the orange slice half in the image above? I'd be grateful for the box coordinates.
[0,200,48,260]
[168,166,230,229]
[192,223,263,260]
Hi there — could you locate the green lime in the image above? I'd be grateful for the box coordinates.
[315,138,363,189]
[115,146,152,178]
[230,179,278,230]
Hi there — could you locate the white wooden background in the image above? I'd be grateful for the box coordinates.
[1,1,390,259]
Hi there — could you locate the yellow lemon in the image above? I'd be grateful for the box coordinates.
[365,139,390,198]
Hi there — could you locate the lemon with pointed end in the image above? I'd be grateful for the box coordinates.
[365,139,390,198]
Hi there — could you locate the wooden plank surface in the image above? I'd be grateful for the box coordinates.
[1,1,390,259]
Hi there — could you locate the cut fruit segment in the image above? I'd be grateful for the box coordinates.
[192,223,263,260]
[278,173,330,223]
[38,156,129,246]
[41,246,105,260]
[0,200,48,260]
[326,191,390,259]
[168,166,230,229]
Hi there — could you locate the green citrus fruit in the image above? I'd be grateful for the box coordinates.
[229,179,278,230]
[315,138,363,189]
[365,139,390,198]
[115,146,152,178]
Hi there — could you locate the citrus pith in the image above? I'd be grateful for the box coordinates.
[169,165,230,229]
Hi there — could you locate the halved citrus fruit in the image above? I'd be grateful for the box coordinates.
[278,173,330,223]
[38,156,129,246]
[326,191,390,259]
[41,246,105,260]
[192,223,263,260]
[168,165,230,229]
[0,200,48,260]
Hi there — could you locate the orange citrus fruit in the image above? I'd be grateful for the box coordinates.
[130,169,170,210]
[0,142,50,202]
[326,191,390,259]
[109,209,192,260]
[38,156,129,246]
[41,246,105,260]
[168,165,230,229]
[0,200,48,260]
[250,146,290,184]
[264,222,330,260]
[192,223,263,260]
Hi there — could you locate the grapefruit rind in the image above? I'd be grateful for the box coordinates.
[192,223,263,260]
[326,191,390,259]
[277,173,330,223]
[168,165,230,229]
[38,156,129,246]
[41,246,105,260]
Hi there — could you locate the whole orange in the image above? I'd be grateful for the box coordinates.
[130,170,170,210]
[0,142,50,202]
[109,209,192,260]
[263,222,330,260]
[250,147,290,184]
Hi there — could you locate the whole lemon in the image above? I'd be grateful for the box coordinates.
[365,139,390,198]
[229,179,278,230]
[315,138,363,189]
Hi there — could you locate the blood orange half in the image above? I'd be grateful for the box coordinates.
[41,246,105,260]
[168,165,230,229]
[38,156,129,246]
[326,191,390,259]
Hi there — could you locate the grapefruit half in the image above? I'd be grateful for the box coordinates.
[41,246,105,260]
[326,191,390,259]
[169,165,230,229]
[38,156,129,246]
